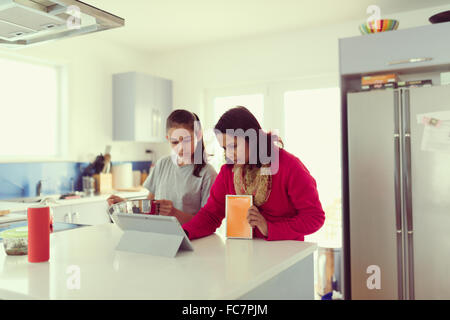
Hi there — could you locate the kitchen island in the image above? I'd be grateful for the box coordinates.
[0,223,317,300]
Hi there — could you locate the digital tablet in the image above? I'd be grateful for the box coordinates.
[225,195,253,239]
[110,212,194,251]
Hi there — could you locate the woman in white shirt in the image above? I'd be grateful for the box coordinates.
[108,109,217,224]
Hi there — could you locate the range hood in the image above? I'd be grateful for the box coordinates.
[0,0,124,47]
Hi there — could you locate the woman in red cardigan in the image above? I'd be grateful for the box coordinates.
[183,106,325,241]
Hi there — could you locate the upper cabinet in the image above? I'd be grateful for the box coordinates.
[113,72,173,142]
[339,22,450,75]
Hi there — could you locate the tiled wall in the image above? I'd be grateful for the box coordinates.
[0,161,152,200]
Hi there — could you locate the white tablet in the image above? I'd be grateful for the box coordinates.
[111,213,194,252]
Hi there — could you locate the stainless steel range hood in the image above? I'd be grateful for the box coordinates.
[0,0,124,47]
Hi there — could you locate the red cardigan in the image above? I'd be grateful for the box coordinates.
[182,148,325,241]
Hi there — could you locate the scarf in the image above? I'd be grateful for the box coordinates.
[232,164,272,207]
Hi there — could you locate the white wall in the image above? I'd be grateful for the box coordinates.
[141,3,450,131]
[1,3,448,162]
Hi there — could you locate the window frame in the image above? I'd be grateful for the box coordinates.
[203,74,339,138]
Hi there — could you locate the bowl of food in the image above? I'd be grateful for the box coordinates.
[359,19,399,35]
[1,227,28,256]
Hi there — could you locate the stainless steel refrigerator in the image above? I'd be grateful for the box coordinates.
[346,85,450,300]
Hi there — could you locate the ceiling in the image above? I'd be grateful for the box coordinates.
[83,0,449,53]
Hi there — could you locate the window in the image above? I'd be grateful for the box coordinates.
[284,87,342,248]
[205,93,265,173]
[213,94,264,125]
[0,55,64,159]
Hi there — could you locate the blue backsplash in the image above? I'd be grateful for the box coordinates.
[0,161,151,200]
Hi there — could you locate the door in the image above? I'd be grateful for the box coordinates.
[135,73,154,142]
[347,90,401,299]
[406,85,450,299]
[283,87,342,247]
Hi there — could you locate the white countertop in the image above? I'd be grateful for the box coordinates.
[0,190,149,213]
[0,224,317,300]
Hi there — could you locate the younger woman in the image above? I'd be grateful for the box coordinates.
[108,109,217,225]
[182,106,325,241]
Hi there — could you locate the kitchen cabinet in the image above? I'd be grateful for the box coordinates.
[113,72,173,142]
[339,21,450,75]
[52,204,73,224]
[70,201,110,225]
[52,201,110,225]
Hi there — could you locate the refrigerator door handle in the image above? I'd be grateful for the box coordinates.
[394,134,404,300]
[401,88,415,300]
[403,138,414,233]
[401,89,414,233]
[394,89,404,300]
[387,57,433,66]
[394,90,403,233]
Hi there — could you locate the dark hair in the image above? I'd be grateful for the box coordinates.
[214,106,283,168]
[166,109,207,177]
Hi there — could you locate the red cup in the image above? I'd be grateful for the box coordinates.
[27,206,52,263]
[141,200,158,215]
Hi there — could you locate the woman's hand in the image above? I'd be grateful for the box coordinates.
[153,199,194,224]
[107,195,125,206]
[247,205,268,237]
[154,200,175,216]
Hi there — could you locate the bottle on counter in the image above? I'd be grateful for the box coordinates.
[27,205,52,263]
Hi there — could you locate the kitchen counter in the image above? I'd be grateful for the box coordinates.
[53,190,149,206]
[0,223,317,300]
[0,190,149,213]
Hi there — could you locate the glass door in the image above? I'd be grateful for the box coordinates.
[283,87,342,299]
